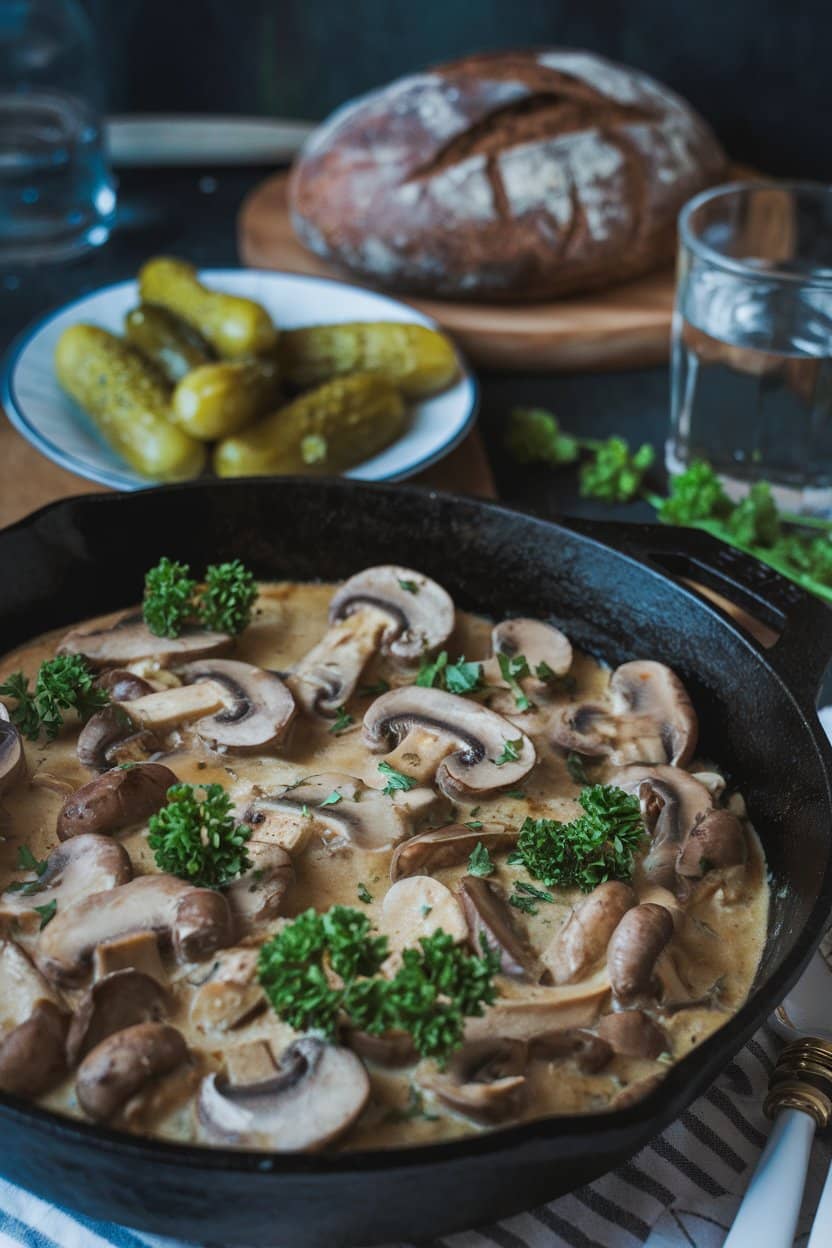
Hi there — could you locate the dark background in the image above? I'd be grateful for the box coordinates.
[78,0,828,180]
[3,0,829,527]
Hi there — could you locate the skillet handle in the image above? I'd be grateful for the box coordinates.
[563,519,832,706]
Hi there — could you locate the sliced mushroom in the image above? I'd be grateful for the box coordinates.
[0,834,133,928]
[93,931,167,983]
[551,660,697,767]
[0,939,67,1098]
[464,969,611,1043]
[66,969,169,1066]
[198,1035,370,1151]
[59,610,231,668]
[37,873,233,986]
[381,876,468,952]
[189,947,265,1035]
[615,765,714,893]
[114,681,229,731]
[94,669,155,701]
[529,1028,613,1074]
[364,687,535,800]
[542,881,636,985]
[458,876,540,981]
[390,823,518,882]
[57,763,176,840]
[607,903,674,1005]
[289,566,454,715]
[242,772,435,854]
[676,809,748,885]
[224,841,294,931]
[417,1039,527,1124]
[76,1021,189,1122]
[482,619,573,704]
[0,703,25,794]
[597,1010,667,1060]
[225,1039,280,1087]
[77,705,160,771]
[177,659,296,751]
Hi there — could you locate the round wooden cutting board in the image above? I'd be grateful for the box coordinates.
[238,170,679,373]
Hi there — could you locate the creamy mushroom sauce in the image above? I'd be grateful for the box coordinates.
[0,581,768,1151]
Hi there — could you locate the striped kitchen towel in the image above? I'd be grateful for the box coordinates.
[0,1020,829,1248]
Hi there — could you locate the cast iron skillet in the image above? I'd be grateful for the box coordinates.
[1,477,831,1247]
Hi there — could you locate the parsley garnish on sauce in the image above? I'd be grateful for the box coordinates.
[0,656,108,742]
[416,651,483,695]
[495,738,523,766]
[147,782,251,889]
[329,706,354,735]
[378,762,418,795]
[467,841,494,877]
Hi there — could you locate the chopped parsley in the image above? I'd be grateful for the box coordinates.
[566,752,590,785]
[320,789,343,808]
[34,899,57,929]
[416,651,483,695]
[329,706,354,735]
[142,556,257,637]
[357,882,373,904]
[378,761,418,795]
[497,653,531,710]
[495,737,523,766]
[467,841,495,877]
[508,783,645,893]
[506,408,580,466]
[398,579,419,594]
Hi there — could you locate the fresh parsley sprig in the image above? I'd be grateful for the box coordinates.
[0,655,108,742]
[257,907,500,1064]
[467,841,495,877]
[509,783,645,893]
[142,556,258,638]
[147,782,251,889]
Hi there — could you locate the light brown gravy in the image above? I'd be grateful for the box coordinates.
[0,582,768,1150]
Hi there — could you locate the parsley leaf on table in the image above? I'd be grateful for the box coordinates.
[506,408,580,466]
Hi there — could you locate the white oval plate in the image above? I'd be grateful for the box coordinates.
[1,269,478,492]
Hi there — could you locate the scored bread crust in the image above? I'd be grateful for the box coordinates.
[289,48,727,302]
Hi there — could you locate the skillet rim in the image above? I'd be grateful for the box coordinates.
[0,476,830,1176]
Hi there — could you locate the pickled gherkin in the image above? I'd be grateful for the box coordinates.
[214,372,405,477]
[172,358,281,441]
[138,257,277,358]
[124,303,214,384]
[279,321,458,398]
[54,325,206,482]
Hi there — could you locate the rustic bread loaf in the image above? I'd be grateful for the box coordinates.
[290,49,727,302]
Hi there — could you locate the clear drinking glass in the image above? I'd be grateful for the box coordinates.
[0,0,116,264]
[668,182,832,514]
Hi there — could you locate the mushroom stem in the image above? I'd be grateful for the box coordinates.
[288,607,391,716]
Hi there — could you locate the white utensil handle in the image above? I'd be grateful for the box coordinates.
[724,1108,815,1248]
[807,1155,832,1248]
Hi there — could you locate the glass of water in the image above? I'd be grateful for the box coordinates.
[668,182,832,514]
[0,0,116,264]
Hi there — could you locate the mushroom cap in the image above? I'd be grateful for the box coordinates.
[77,705,159,771]
[178,659,296,751]
[224,841,294,931]
[390,823,517,882]
[329,565,454,663]
[607,902,674,1004]
[676,808,748,881]
[609,661,698,767]
[76,1021,188,1122]
[458,876,540,981]
[597,1009,667,1059]
[417,1038,527,1124]
[66,968,169,1067]
[0,833,133,927]
[198,1035,370,1152]
[57,763,176,840]
[94,669,155,701]
[36,873,233,986]
[380,876,468,952]
[542,880,636,986]
[363,687,535,800]
[243,772,418,853]
[491,618,573,679]
[0,703,25,795]
[0,1000,68,1099]
[59,610,231,669]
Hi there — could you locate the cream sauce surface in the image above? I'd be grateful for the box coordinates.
[0,582,768,1151]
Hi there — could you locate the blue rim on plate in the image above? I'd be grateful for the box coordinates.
[0,269,479,492]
